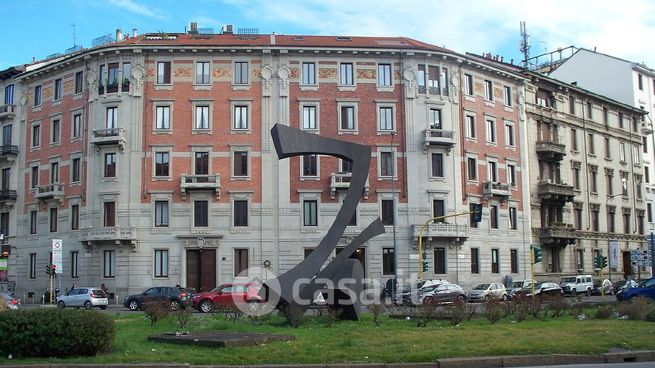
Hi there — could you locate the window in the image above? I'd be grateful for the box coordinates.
[491,248,499,273]
[234,105,248,130]
[603,107,609,123]
[154,250,168,277]
[71,205,79,230]
[54,78,62,100]
[648,203,653,223]
[571,128,578,151]
[490,205,499,229]
[433,199,445,221]
[302,154,317,177]
[590,170,597,193]
[503,86,512,106]
[31,166,39,188]
[234,200,248,227]
[572,167,580,189]
[71,251,78,278]
[49,207,58,232]
[302,62,316,85]
[104,202,115,227]
[123,62,131,92]
[34,85,41,106]
[507,164,516,186]
[32,124,40,147]
[234,249,248,277]
[51,119,60,144]
[302,105,317,130]
[303,200,318,226]
[487,161,498,182]
[471,248,480,274]
[623,212,631,234]
[377,64,392,86]
[107,63,119,92]
[30,210,37,234]
[4,84,13,105]
[50,162,59,183]
[509,207,517,230]
[607,172,614,195]
[380,151,394,177]
[466,115,476,138]
[574,207,583,230]
[155,106,170,130]
[646,166,650,183]
[72,71,83,95]
[638,73,644,90]
[587,102,593,119]
[156,61,171,84]
[431,153,443,177]
[234,61,249,84]
[154,201,169,227]
[233,151,248,177]
[340,105,355,130]
[592,208,599,231]
[0,168,8,191]
[98,64,106,93]
[620,142,626,162]
[195,105,209,130]
[464,74,473,96]
[485,118,495,143]
[106,107,118,130]
[588,133,595,155]
[103,250,115,277]
[381,199,395,225]
[69,157,83,184]
[637,179,643,200]
[467,157,477,181]
[619,112,624,128]
[378,106,394,131]
[104,153,116,178]
[510,249,518,273]
[569,96,576,115]
[434,247,446,274]
[505,123,514,147]
[339,63,354,85]
[0,212,7,238]
[608,209,615,232]
[195,61,210,84]
[382,248,395,275]
[644,137,648,153]
[605,137,611,159]
[484,80,493,101]
[155,152,169,177]
[194,200,208,227]
[72,113,82,139]
[194,151,209,176]
[30,253,36,279]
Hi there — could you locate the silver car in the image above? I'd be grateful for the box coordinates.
[56,287,109,310]
[0,292,20,310]
[468,282,508,302]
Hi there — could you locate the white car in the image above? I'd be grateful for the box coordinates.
[56,287,108,310]
[468,282,508,302]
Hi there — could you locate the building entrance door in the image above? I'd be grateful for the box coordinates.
[622,251,632,280]
[186,249,216,292]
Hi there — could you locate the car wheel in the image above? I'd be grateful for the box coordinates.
[571,288,577,295]
[422,296,434,305]
[501,294,508,301]
[199,300,213,313]
[585,289,592,297]
[57,301,65,309]
[128,299,140,311]
[170,300,180,311]
[84,301,92,310]
[100,306,107,310]
[456,295,466,303]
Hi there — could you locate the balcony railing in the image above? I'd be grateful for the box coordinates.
[180,174,221,199]
[0,189,17,202]
[423,129,455,152]
[329,172,370,199]
[0,104,15,120]
[483,181,511,200]
[0,144,18,162]
[642,121,653,134]
[418,86,449,96]
[81,226,138,251]
[539,223,577,246]
[91,128,126,150]
[537,181,575,203]
[412,222,469,241]
[36,183,65,201]
[536,140,566,161]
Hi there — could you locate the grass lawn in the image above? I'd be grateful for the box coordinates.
[8,310,655,365]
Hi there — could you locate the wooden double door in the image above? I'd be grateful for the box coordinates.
[186,249,216,292]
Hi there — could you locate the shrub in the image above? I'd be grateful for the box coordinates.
[568,294,589,317]
[509,296,531,322]
[170,306,193,332]
[594,305,613,319]
[368,303,385,327]
[444,299,475,325]
[544,294,568,318]
[616,298,655,320]
[0,297,7,312]
[0,308,114,358]
[482,296,505,324]
[143,298,170,326]
[415,302,436,327]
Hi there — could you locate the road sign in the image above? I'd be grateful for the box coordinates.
[52,239,63,274]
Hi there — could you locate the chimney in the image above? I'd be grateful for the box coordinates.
[271,32,276,45]
[132,28,138,37]
[223,24,233,34]
[189,22,198,34]
[116,29,123,41]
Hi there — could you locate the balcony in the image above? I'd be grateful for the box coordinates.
[483,181,510,201]
[0,145,18,163]
[329,172,370,200]
[539,223,577,246]
[423,129,455,152]
[81,226,138,251]
[180,174,221,200]
[642,121,653,134]
[536,140,566,161]
[537,181,575,203]
[412,222,469,242]
[91,128,126,151]
[0,104,15,121]
[0,189,17,205]
[36,183,65,202]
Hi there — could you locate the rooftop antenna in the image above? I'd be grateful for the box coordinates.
[72,23,76,47]
[519,21,530,68]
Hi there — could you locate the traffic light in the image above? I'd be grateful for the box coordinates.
[422,261,429,272]
[45,264,57,277]
[533,246,542,263]
[601,256,608,269]
[594,254,602,269]
[470,203,483,223]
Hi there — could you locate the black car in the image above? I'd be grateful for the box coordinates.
[123,286,190,311]
[512,282,563,300]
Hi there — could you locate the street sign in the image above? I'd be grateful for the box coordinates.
[52,239,63,274]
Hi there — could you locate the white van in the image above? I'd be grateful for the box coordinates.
[559,275,593,296]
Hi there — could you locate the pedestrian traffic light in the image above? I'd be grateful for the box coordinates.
[533,246,542,263]
[422,260,429,272]
[601,256,608,269]
[470,203,483,223]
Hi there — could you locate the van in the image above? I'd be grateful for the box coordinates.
[559,275,593,296]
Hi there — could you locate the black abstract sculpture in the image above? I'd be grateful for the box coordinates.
[261,124,386,320]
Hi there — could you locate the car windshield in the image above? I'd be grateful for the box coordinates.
[92,289,105,296]
[473,284,490,290]
[511,281,523,288]
[534,283,544,289]
[561,277,576,283]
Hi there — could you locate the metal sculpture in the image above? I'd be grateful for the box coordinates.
[261,124,386,320]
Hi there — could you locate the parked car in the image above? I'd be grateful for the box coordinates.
[399,280,447,305]
[56,287,108,310]
[421,283,468,305]
[612,279,639,294]
[123,286,190,311]
[616,277,655,301]
[507,279,535,299]
[592,279,614,296]
[190,283,263,313]
[512,282,564,300]
[468,282,507,302]
[559,275,593,296]
[0,292,20,310]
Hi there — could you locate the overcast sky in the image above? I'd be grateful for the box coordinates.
[2,0,654,70]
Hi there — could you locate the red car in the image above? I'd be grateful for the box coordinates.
[190,283,262,313]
